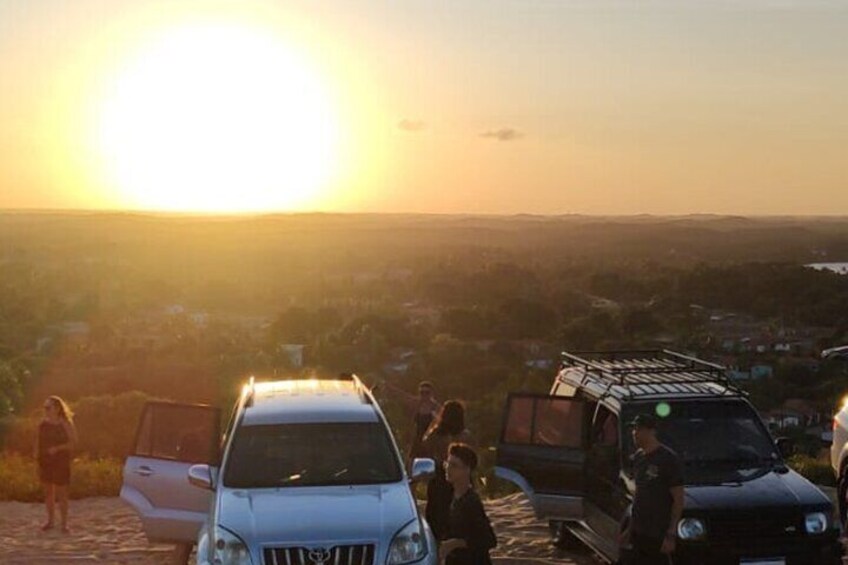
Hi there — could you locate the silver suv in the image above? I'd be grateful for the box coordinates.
[120,375,437,565]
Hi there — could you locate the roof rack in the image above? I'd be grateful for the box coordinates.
[560,349,743,399]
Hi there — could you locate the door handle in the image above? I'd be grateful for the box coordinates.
[135,466,154,477]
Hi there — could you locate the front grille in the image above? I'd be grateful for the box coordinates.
[708,511,804,541]
[264,545,376,565]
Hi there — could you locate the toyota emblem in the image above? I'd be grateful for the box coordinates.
[308,547,332,565]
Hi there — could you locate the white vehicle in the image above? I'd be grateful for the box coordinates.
[831,396,848,525]
[825,346,848,525]
[120,375,437,565]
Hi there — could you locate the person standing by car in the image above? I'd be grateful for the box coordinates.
[439,443,497,565]
[422,400,474,541]
[620,414,684,565]
[34,396,78,533]
[382,379,442,468]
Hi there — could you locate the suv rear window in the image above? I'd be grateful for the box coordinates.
[223,422,402,488]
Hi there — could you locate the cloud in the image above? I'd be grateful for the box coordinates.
[398,119,427,132]
[480,128,523,142]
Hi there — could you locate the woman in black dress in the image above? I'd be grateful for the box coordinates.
[438,443,497,565]
[34,396,78,533]
[421,401,473,541]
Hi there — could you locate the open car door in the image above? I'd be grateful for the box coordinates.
[495,393,586,521]
[121,401,220,544]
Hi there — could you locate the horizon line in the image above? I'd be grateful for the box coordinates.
[2,208,848,220]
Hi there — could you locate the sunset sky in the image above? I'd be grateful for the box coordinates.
[1,0,846,215]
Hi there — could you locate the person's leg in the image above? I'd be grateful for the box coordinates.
[42,482,55,530]
[56,485,69,532]
[629,534,667,565]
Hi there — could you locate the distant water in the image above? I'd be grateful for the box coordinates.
[807,262,848,275]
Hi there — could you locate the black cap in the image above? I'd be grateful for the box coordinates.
[629,414,658,429]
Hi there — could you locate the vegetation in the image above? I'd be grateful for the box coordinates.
[3,213,848,500]
[787,455,836,487]
[0,453,122,501]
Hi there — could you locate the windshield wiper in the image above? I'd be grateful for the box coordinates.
[278,470,308,484]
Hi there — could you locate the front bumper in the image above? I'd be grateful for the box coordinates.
[671,534,843,565]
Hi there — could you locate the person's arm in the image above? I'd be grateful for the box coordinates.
[438,538,467,563]
[420,433,442,459]
[49,420,78,454]
[465,495,497,552]
[382,381,418,410]
[33,425,40,460]
[661,454,685,555]
[661,486,684,554]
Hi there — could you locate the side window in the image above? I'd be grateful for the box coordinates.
[592,405,619,447]
[551,380,577,398]
[133,403,219,465]
[504,397,534,443]
[502,395,584,448]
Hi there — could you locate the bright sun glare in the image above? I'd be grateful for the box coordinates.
[97,24,340,212]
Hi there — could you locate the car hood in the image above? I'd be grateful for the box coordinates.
[217,482,418,548]
[684,467,831,511]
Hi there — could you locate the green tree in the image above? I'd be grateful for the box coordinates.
[0,361,24,417]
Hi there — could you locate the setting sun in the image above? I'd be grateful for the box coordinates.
[95,23,340,212]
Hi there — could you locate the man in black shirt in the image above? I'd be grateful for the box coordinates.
[620,414,684,565]
[439,443,497,565]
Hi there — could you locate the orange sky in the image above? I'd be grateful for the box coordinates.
[1,0,847,215]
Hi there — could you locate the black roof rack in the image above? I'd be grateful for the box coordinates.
[560,349,744,400]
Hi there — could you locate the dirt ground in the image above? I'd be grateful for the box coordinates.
[0,493,594,564]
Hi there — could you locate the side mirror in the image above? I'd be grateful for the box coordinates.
[775,437,794,459]
[410,458,436,482]
[188,464,216,490]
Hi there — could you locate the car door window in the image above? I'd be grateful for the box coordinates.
[502,395,584,448]
[588,406,621,481]
[133,403,219,464]
[592,406,619,447]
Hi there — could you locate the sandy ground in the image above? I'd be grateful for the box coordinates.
[0,497,176,564]
[0,493,594,565]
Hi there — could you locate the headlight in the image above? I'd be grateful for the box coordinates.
[387,519,428,565]
[677,518,707,541]
[805,512,828,534]
[212,526,252,565]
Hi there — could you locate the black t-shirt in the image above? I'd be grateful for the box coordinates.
[631,444,684,540]
[446,489,497,565]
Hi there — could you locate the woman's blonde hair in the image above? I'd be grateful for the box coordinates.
[47,396,74,422]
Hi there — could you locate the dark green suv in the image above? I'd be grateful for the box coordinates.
[495,350,843,564]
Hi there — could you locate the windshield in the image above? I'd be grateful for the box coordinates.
[624,401,779,468]
[223,422,403,488]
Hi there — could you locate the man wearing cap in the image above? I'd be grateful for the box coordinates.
[620,414,684,564]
